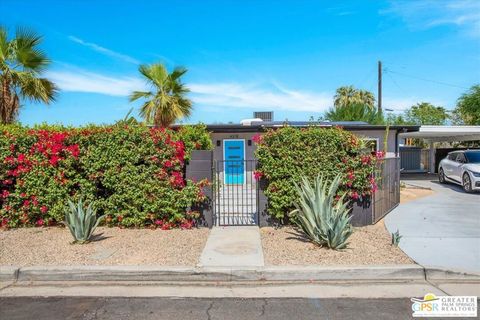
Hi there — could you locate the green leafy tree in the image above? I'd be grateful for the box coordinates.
[453,85,480,125]
[404,102,449,125]
[0,27,58,124]
[334,86,375,109]
[129,63,192,127]
[324,103,384,124]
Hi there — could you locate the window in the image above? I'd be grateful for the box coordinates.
[447,153,457,161]
[456,153,467,163]
[363,138,379,152]
[465,151,480,163]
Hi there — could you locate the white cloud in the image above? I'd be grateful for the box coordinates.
[46,68,333,112]
[47,69,144,96]
[68,36,140,64]
[381,0,480,37]
[189,82,332,112]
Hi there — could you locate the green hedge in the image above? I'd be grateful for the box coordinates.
[254,126,382,220]
[0,123,211,228]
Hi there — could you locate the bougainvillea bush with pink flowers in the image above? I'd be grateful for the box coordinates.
[254,126,383,220]
[0,124,211,228]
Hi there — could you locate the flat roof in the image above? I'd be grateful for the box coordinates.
[399,125,480,142]
[172,121,420,133]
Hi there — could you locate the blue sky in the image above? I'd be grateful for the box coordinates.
[2,0,480,125]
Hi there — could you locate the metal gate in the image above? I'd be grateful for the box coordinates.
[213,160,259,226]
[372,157,400,223]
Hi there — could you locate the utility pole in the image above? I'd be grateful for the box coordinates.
[378,60,382,115]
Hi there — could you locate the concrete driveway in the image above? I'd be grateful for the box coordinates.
[385,179,480,273]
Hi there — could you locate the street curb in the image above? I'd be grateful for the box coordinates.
[16,266,231,282]
[3,265,478,283]
[0,266,19,282]
[0,265,423,282]
[425,267,480,281]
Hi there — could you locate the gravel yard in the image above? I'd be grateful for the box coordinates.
[261,222,413,266]
[261,186,432,266]
[0,227,209,267]
[2,188,430,268]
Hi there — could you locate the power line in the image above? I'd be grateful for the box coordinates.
[384,69,469,90]
[386,71,408,97]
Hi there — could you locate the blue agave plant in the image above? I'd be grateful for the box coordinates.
[65,199,104,244]
[290,174,353,250]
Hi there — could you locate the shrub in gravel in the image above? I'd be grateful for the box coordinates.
[0,123,211,228]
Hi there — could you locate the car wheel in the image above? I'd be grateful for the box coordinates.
[438,168,446,184]
[463,173,473,193]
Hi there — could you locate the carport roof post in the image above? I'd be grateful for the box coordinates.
[399,125,480,143]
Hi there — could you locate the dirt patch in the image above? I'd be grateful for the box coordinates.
[400,187,434,204]
[0,227,209,267]
[261,222,412,266]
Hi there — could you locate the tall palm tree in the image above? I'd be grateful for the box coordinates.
[0,27,58,124]
[129,63,192,127]
[333,86,375,109]
[357,90,375,109]
[334,86,357,108]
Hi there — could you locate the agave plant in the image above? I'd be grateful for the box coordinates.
[65,199,104,244]
[289,174,353,250]
[391,229,402,246]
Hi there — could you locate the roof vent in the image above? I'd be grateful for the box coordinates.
[254,111,273,122]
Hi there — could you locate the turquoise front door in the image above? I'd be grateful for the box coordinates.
[224,140,245,185]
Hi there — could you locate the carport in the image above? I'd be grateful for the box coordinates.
[399,126,480,173]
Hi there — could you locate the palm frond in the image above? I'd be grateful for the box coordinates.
[14,27,49,71]
[0,26,8,63]
[129,90,153,102]
[170,66,188,81]
[14,72,58,103]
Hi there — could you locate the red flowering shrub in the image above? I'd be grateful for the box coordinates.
[0,124,211,228]
[254,126,381,220]
[173,124,213,160]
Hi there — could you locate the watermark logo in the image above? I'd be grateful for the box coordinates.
[411,293,477,317]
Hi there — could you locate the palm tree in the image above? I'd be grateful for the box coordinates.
[324,103,384,125]
[333,86,375,109]
[357,90,375,109]
[129,63,192,127]
[0,27,58,124]
[334,86,357,108]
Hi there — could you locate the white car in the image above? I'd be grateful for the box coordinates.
[438,150,480,193]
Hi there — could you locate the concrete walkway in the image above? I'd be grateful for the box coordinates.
[199,227,264,267]
[385,179,480,273]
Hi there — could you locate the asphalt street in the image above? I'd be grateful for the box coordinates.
[1,297,472,320]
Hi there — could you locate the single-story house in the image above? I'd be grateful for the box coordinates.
[176,114,420,228]
[204,120,419,163]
